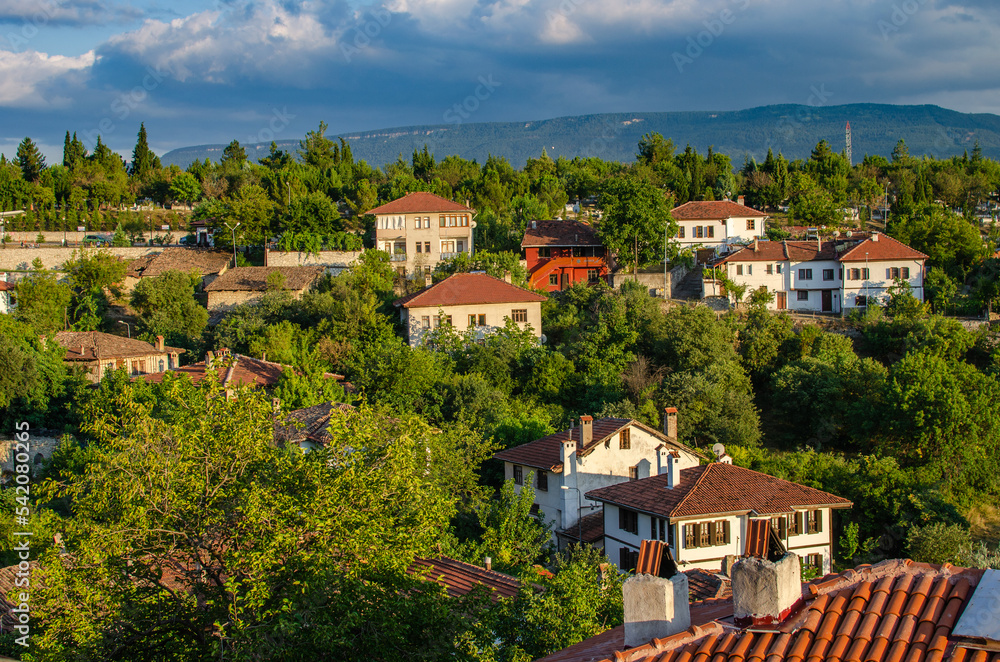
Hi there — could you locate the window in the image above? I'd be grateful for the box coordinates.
[747,264,752,275]
[770,516,788,539]
[478,314,486,326]
[158,359,165,372]
[628,465,639,481]
[746,219,755,230]
[442,315,453,326]
[424,266,431,276]
[766,264,773,275]
[862,268,870,279]
[677,227,686,239]
[695,226,704,239]
[684,521,730,548]
[699,522,712,547]
[468,314,476,327]
[777,264,783,274]
[415,243,423,253]
[512,309,527,323]
[798,269,813,280]
[424,242,431,253]
[855,295,868,307]
[538,248,552,258]
[432,315,440,328]
[536,471,548,492]
[588,269,598,283]
[619,428,631,449]
[823,269,834,281]
[901,267,910,278]
[888,267,900,279]
[620,547,639,571]
[712,520,731,545]
[457,240,465,253]
[441,240,456,253]
[736,264,743,276]
[651,517,667,542]
[807,509,823,534]
[549,274,558,286]
[797,290,809,301]
[421,316,430,329]
[468,314,486,327]
[619,508,638,535]
[684,523,698,548]
[513,465,523,485]
[707,225,715,238]
[807,553,824,570]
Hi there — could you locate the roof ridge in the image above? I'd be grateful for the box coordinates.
[668,463,715,517]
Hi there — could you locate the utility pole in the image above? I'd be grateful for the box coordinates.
[225,222,241,267]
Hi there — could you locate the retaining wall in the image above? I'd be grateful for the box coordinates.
[0,247,160,273]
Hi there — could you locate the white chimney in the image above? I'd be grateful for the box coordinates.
[753,238,759,252]
[737,195,745,206]
[666,451,681,488]
[624,573,691,647]
[484,557,492,572]
[503,270,512,284]
[872,232,880,242]
[531,220,537,229]
[656,446,670,475]
[731,553,803,628]
[580,416,593,446]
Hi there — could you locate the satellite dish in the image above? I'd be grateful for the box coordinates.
[471,221,477,228]
[846,231,853,238]
[833,230,841,237]
[712,443,725,459]
[539,334,547,345]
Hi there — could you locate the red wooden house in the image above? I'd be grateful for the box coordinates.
[521,219,610,292]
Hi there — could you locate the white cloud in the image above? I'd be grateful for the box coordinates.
[0,0,145,25]
[0,49,95,108]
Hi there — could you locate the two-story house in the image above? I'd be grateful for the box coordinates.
[494,409,704,548]
[715,233,927,313]
[521,219,611,291]
[672,198,767,255]
[54,331,184,382]
[393,272,547,346]
[367,192,476,277]
[585,458,852,575]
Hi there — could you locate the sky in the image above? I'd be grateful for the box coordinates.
[1,0,999,163]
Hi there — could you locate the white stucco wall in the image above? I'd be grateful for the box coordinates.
[403,301,542,346]
[375,210,473,274]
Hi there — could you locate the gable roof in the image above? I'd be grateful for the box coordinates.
[408,556,521,601]
[494,418,705,473]
[125,254,156,278]
[718,234,927,265]
[53,331,184,361]
[204,266,324,292]
[141,353,286,386]
[522,219,603,248]
[552,559,998,662]
[672,200,767,220]
[393,273,548,308]
[585,462,851,519]
[366,192,474,215]
[273,401,354,448]
[141,248,233,278]
[838,233,929,262]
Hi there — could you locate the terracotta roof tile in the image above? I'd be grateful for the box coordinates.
[141,247,233,278]
[125,254,155,277]
[585,463,852,520]
[522,219,603,247]
[408,556,520,601]
[54,331,184,361]
[838,233,928,262]
[366,191,474,215]
[273,401,355,447]
[393,272,547,308]
[204,266,323,292]
[142,353,287,387]
[672,200,767,220]
[560,510,606,544]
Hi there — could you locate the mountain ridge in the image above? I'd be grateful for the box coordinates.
[161,103,1000,170]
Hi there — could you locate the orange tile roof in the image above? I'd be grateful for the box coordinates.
[54,331,184,361]
[522,219,603,247]
[393,272,547,308]
[685,568,732,603]
[838,233,929,262]
[559,510,606,545]
[585,463,852,519]
[141,353,287,387]
[408,556,521,602]
[273,401,354,447]
[366,191,474,215]
[672,200,767,220]
[494,418,704,473]
[719,235,926,265]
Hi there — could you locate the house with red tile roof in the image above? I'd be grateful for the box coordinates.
[494,409,705,549]
[141,350,345,395]
[540,556,1000,662]
[408,556,522,602]
[53,331,184,382]
[366,191,476,278]
[585,461,852,575]
[392,272,547,345]
[521,219,611,292]
[0,279,13,315]
[715,232,927,313]
[671,198,767,255]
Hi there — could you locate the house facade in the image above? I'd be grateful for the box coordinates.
[586,461,852,575]
[671,199,767,254]
[203,266,324,312]
[53,331,184,382]
[494,409,704,547]
[367,192,475,277]
[393,272,547,346]
[521,219,611,292]
[715,233,927,313]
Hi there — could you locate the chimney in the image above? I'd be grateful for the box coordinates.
[656,446,670,476]
[731,553,803,628]
[872,232,879,242]
[484,557,492,572]
[424,272,433,288]
[264,244,269,266]
[666,451,681,488]
[155,335,164,352]
[580,415,593,446]
[531,220,537,230]
[817,234,821,252]
[503,270,512,284]
[623,571,691,647]
[663,407,678,440]
[206,351,214,368]
[753,238,759,252]
[737,195,745,206]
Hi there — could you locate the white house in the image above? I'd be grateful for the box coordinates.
[585,460,852,575]
[493,409,705,548]
[393,272,547,346]
[715,233,927,313]
[671,199,767,254]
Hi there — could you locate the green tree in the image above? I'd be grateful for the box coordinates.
[16,136,45,182]
[129,123,161,183]
[598,175,675,275]
[169,172,202,207]
[473,477,551,574]
[130,270,209,350]
[14,259,71,334]
[298,121,336,170]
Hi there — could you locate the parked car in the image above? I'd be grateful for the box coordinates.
[179,234,198,246]
[82,234,110,246]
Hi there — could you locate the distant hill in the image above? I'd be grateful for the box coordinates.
[161,103,1000,170]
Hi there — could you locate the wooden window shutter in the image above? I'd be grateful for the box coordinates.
[816,510,823,533]
[710,522,718,546]
[793,512,802,535]
[723,520,731,544]
[779,516,787,539]
[619,508,625,531]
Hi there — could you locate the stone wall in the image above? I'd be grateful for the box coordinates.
[0,247,160,273]
[266,250,361,275]
[611,263,691,297]
[0,432,63,477]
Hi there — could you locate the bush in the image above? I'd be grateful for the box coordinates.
[905,522,972,565]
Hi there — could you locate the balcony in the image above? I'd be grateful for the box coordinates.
[390,253,407,262]
[439,252,464,260]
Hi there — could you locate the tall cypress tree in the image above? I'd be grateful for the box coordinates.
[130,123,160,182]
[16,137,45,183]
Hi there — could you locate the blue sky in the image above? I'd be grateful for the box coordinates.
[1,0,999,163]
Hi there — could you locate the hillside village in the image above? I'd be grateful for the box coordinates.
[0,126,999,661]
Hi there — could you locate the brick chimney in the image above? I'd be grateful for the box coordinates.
[580,415,593,446]
[623,572,690,647]
[663,407,677,440]
[206,351,214,368]
[731,553,803,628]
[155,335,165,352]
